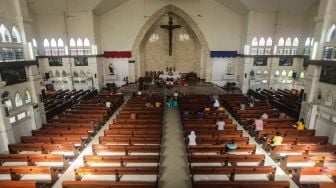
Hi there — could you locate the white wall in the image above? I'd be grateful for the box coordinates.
[100,0,242,51]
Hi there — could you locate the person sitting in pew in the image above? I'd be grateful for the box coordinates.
[145,101,153,107]
[261,113,269,120]
[203,105,211,112]
[213,99,220,108]
[240,103,245,110]
[188,131,197,146]
[130,113,137,120]
[217,106,225,113]
[155,101,162,108]
[183,108,190,117]
[216,118,225,130]
[209,94,215,104]
[272,132,283,146]
[197,109,204,118]
[226,139,237,153]
[296,118,305,131]
[253,116,264,136]
[166,97,172,108]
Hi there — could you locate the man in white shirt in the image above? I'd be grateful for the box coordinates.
[106,101,111,108]
[188,131,196,146]
[216,118,225,130]
[261,113,268,120]
[213,99,220,108]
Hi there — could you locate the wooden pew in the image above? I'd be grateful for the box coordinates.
[8,143,78,156]
[188,145,256,155]
[21,136,84,148]
[194,180,290,188]
[0,166,58,183]
[104,130,161,136]
[280,154,336,171]
[99,137,161,145]
[319,183,336,188]
[92,145,161,156]
[74,166,159,181]
[83,155,160,167]
[271,145,336,159]
[292,167,336,185]
[196,137,249,145]
[62,181,157,188]
[189,154,265,166]
[191,166,276,181]
[0,181,37,188]
[0,154,68,169]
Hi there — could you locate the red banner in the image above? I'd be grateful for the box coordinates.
[104,51,132,58]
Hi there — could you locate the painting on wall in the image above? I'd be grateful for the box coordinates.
[0,66,27,85]
[320,65,336,85]
[48,57,63,66]
[253,57,267,66]
[279,57,293,66]
[74,57,88,66]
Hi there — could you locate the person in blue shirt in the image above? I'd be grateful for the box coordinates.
[226,139,237,153]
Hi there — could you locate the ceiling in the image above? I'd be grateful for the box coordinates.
[27,0,319,15]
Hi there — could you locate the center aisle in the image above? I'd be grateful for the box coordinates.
[159,107,192,188]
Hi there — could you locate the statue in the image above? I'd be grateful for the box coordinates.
[109,64,114,75]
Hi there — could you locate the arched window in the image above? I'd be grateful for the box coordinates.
[263,70,269,75]
[285,38,292,46]
[265,37,272,55]
[83,38,91,55]
[278,38,285,46]
[25,90,32,104]
[304,37,311,56]
[43,38,51,56]
[251,37,258,55]
[32,38,38,57]
[305,38,311,46]
[291,37,299,55]
[284,38,292,55]
[258,37,265,55]
[299,71,305,78]
[76,38,84,55]
[69,38,77,55]
[5,99,13,110]
[57,38,65,56]
[287,70,293,78]
[311,38,314,46]
[0,24,12,42]
[11,26,21,43]
[50,38,58,56]
[275,70,280,76]
[15,92,23,107]
[252,37,258,46]
[281,70,287,77]
[326,24,336,42]
[277,38,285,55]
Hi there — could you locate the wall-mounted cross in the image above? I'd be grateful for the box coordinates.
[160,16,181,56]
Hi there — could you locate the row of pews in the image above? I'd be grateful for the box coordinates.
[44,89,98,120]
[179,95,290,188]
[62,95,164,188]
[0,93,124,188]
[220,93,336,187]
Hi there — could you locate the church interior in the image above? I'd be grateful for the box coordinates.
[1,0,336,187]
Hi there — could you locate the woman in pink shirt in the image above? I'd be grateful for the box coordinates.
[253,116,264,136]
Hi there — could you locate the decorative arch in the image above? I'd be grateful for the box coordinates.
[131,4,211,81]
[15,92,23,107]
[25,90,32,104]
[11,26,21,43]
[326,24,336,42]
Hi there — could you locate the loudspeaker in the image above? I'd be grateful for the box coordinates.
[95,74,97,78]
[292,72,297,79]
[45,73,50,79]
[244,73,247,78]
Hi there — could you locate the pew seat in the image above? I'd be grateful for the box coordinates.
[194,180,290,188]
[0,180,37,188]
[62,181,157,188]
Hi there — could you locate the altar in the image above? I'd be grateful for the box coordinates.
[159,71,181,80]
